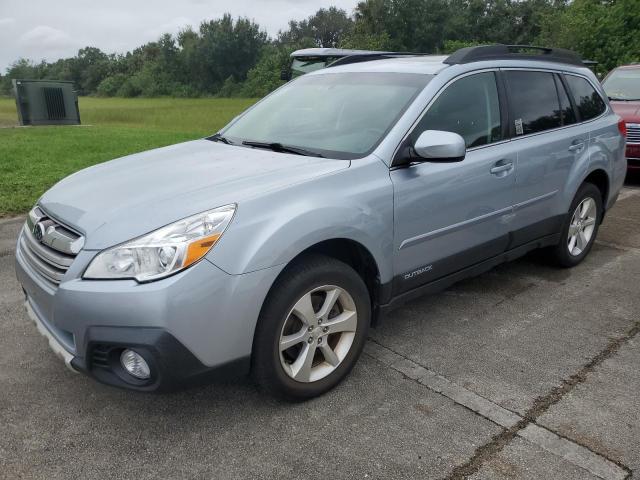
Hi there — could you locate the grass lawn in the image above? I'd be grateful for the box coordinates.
[0,97,257,217]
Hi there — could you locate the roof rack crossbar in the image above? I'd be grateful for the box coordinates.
[444,44,584,66]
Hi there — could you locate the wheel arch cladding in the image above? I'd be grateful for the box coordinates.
[254,238,382,324]
[286,238,382,311]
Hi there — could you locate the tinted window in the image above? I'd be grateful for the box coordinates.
[565,74,606,121]
[555,75,577,126]
[411,72,502,148]
[505,71,562,135]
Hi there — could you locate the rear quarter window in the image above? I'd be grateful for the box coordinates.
[564,74,606,121]
[555,75,577,126]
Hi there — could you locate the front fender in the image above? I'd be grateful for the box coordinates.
[206,156,394,283]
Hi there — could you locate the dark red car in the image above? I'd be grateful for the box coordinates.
[602,65,640,170]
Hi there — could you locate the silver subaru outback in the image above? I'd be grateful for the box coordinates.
[15,45,627,400]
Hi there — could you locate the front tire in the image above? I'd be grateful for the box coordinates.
[252,254,371,401]
[551,182,603,267]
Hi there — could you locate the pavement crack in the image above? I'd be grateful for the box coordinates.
[522,322,640,423]
[366,321,639,480]
[444,321,639,480]
[446,420,528,480]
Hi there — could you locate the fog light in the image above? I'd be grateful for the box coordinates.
[120,349,151,380]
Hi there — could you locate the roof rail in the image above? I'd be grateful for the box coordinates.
[291,48,389,58]
[327,52,426,68]
[327,52,427,68]
[444,44,584,66]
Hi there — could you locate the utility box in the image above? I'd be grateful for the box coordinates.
[12,79,81,126]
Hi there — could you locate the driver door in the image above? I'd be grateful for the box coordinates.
[390,71,518,295]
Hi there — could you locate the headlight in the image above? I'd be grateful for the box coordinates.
[84,204,235,282]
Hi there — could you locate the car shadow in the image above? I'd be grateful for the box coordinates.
[625,169,640,187]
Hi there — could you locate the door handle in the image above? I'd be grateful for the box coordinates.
[490,161,513,175]
[568,141,585,153]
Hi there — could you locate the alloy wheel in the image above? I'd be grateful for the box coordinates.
[567,197,597,256]
[279,285,358,383]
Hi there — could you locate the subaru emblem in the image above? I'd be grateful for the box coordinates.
[33,222,45,242]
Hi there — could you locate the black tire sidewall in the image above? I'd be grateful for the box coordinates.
[252,255,371,400]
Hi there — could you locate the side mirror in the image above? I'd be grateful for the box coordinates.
[413,130,466,162]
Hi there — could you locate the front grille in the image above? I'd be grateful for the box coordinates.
[627,124,640,144]
[19,206,83,286]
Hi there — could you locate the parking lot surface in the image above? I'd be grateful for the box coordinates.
[1,182,639,480]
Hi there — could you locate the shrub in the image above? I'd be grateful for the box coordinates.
[217,76,243,97]
[96,74,128,97]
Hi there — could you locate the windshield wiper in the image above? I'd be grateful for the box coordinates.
[242,140,324,158]
[207,133,233,145]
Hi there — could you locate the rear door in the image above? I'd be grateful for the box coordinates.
[390,71,519,295]
[503,69,590,246]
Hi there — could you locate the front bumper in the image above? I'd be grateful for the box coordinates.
[24,299,77,373]
[16,229,282,391]
[23,297,248,390]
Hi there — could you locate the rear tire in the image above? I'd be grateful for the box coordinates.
[551,182,603,268]
[252,254,371,401]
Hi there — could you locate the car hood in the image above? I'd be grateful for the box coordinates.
[39,139,349,250]
[610,101,640,123]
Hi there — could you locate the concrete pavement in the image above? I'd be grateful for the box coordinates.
[1,183,639,479]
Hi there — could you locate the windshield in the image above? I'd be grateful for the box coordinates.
[222,72,432,159]
[603,68,640,100]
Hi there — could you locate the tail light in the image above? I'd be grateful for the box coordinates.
[618,117,627,138]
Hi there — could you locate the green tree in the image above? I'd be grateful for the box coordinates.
[442,39,481,53]
[340,0,393,50]
[96,73,128,96]
[241,44,291,97]
[348,0,450,52]
[4,2,638,98]
[308,7,354,47]
[538,0,640,72]
[340,31,392,50]
[69,47,112,94]
[195,15,267,93]
[279,7,353,47]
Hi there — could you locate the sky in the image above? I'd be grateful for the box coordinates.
[0,0,361,72]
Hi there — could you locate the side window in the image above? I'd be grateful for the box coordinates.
[555,75,577,126]
[411,72,502,149]
[505,71,562,135]
[564,74,606,121]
